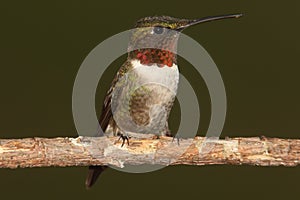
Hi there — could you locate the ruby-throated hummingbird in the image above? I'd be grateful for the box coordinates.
[85,13,242,188]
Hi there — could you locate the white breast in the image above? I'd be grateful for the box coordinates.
[130,59,179,94]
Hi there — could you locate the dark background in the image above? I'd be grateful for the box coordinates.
[0,0,299,199]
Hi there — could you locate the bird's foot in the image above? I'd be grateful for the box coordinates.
[164,129,180,145]
[117,133,130,147]
[172,134,181,146]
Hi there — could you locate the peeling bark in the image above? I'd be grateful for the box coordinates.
[0,136,299,169]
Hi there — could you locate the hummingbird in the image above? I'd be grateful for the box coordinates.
[85,13,242,188]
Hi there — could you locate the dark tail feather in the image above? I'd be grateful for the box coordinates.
[85,166,107,188]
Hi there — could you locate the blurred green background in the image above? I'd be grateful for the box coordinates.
[0,0,299,199]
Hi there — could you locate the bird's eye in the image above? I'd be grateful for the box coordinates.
[153,26,164,34]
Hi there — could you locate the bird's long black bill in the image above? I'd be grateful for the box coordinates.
[178,13,243,30]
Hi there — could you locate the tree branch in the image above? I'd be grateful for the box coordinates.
[0,136,299,169]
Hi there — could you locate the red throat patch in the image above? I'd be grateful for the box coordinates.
[132,49,176,67]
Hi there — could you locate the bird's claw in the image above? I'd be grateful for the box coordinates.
[118,133,130,147]
[172,134,181,146]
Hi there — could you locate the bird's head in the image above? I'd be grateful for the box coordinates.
[128,14,242,67]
